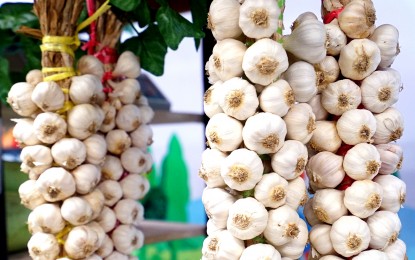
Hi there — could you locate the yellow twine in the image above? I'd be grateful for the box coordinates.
[42,67,76,82]
[56,224,73,245]
[56,100,74,115]
[61,88,69,94]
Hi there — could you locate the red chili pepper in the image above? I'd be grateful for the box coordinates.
[336,143,354,156]
[337,175,355,190]
[323,7,344,24]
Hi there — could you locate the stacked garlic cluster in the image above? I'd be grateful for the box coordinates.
[200,0,316,259]
[303,0,407,259]
[8,50,152,259]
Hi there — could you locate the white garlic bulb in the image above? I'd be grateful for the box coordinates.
[303,198,322,226]
[275,219,308,259]
[310,224,336,256]
[259,79,294,117]
[199,148,227,188]
[271,140,308,180]
[291,11,318,29]
[205,55,221,85]
[81,188,105,220]
[12,118,41,147]
[373,174,406,212]
[376,143,403,175]
[285,177,308,210]
[120,147,147,174]
[83,134,107,165]
[307,94,329,121]
[130,124,153,150]
[330,216,371,257]
[313,189,347,224]
[77,55,105,79]
[201,230,245,259]
[353,249,389,260]
[7,82,38,117]
[99,101,116,133]
[31,81,65,112]
[308,121,341,153]
[105,251,129,260]
[338,39,381,80]
[112,225,144,255]
[383,239,406,260]
[61,196,93,225]
[338,0,376,39]
[96,206,117,233]
[64,225,102,259]
[106,129,131,155]
[26,69,43,86]
[344,180,383,218]
[221,148,263,191]
[238,0,280,39]
[72,164,101,194]
[343,143,381,180]
[67,103,104,140]
[18,180,46,210]
[108,78,141,105]
[211,39,246,82]
[96,234,113,258]
[202,187,236,228]
[242,38,289,86]
[336,109,377,145]
[361,70,401,113]
[322,0,350,12]
[240,244,281,260]
[114,199,144,225]
[98,180,123,207]
[367,210,401,250]
[307,151,345,190]
[370,24,400,68]
[321,79,361,116]
[51,138,86,170]
[28,203,65,234]
[33,112,67,144]
[283,61,317,102]
[325,22,347,56]
[218,77,259,120]
[204,81,224,118]
[206,219,224,236]
[227,197,268,240]
[35,167,76,202]
[20,145,53,179]
[207,0,242,41]
[283,103,316,144]
[113,51,141,79]
[314,56,340,92]
[205,113,243,152]
[120,174,150,200]
[373,107,404,144]
[254,172,288,208]
[116,104,142,132]
[69,74,103,105]
[27,232,60,260]
[243,112,287,154]
[101,155,124,181]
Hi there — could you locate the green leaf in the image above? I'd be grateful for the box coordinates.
[133,0,151,28]
[110,0,140,12]
[0,3,38,31]
[155,0,168,6]
[121,24,168,76]
[190,0,208,49]
[0,57,12,104]
[156,6,204,50]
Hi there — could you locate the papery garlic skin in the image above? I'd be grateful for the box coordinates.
[106,129,131,155]
[112,51,141,79]
[108,78,141,105]
[240,244,281,260]
[20,145,53,179]
[101,155,123,181]
[120,174,150,200]
[275,220,308,259]
[202,187,236,228]
[112,225,144,255]
[336,109,377,145]
[205,55,221,84]
[376,143,403,175]
[7,82,38,117]
[243,112,287,154]
[115,104,141,132]
[309,121,341,153]
[271,140,308,180]
[67,104,104,140]
[77,55,105,79]
[374,174,406,213]
[322,0,350,13]
[338,0,376,39]
[242,38,289,86]
[120,147,147,174]
[199,148,227,188]
[12,118,41,147]
[98,180,123,207]
[99,101,116,133]
[307,94,329,121]
[72,164,101,194]
[330,216,371,257]
[307,151,345,190]
[61,196,93,225]
[207,0,242,41]
[285,177,308,210]
[353,250,389,260]
[96,235,114,258]
[26,69,43,87]
[81,188,105,220]
[259,79,294,117]
[314,56,340,92]
[283,103,316,144]
[344,180,383,218]
[130,124,153,151]
[96,206,117,233]
[204,81,224,118]
[69,74,103,105]
[310,224,336,256]
[201,230,245,260]
[383,239,406,260]
[221,148,263,191]
[325,23,347,56]
[283,61,317,102]
[338,39,381,80]
[205,113,243,152]
[28,203,65,234]
[114,199,144,225]
[291,11,318,29]
[211,39,246,82]
[369,24,400,68]
[304,198,322,226]
[51,138,86,170]
[206,219,224,236]
[313,189,347,224]
[367,211,401,250]
[83,134,107,165]
[35,167,76,202]
[254,172,288,208]
[19,180,46,210]
[33,112,67,144]
[31,81,65,112]
[343,143,381,180]
[238,0,280,39]
[28,232,60,260]
[64,225,102,259]
[321,79,361,116]
[373,107,404,144]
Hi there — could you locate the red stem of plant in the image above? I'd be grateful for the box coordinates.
[86,0,97,55]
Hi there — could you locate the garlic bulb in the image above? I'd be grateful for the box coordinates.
[96,235,113,258]
[130,124,153,150]
[310,224,336,256]
[242,38,289,86]
[338,39,381,80]
[112,225,144,255]
[285,177,308,210]
[361,70,400,114]
[106,129,131,155]
[61,196,93,225]
[376,143,403,175]
[373,107,404,144]
[26,69,43,86]
[254,172,288,208]
[343,143,381,180]
[308,121,341,153]
[72,164,101,194]
[344,180,383,218]
[120,147,147,174]
[322,0,350,12]
[383,239,406,260]
[259,79,294,117]
[325,23,347,56]
[31,81,65,112]
[201,230,245,259]
[64,225,102,259]
[98,180,123,207]
[81,188,105,220]
[321,79,361,116]
[304,198,322,226]
[353,250,389,260]
[227,197,268,240]
[7,82,38,117]
[108,78,141,105]
[307,151,345,190]
[69,74,103,105]
[28,203,65,234]
[105,251,129,260]
[205,55,221,84]
[218,77,259,120]
[211,39,246,82]
[330,216,371,257]
[206,219,224,236]
[120,174,150,200]
[77,55,105,79]
[114,199,144,225]
[271,140,308,180]
[275,220,308,259]
[242,112,287,154]
[283,19,327,64]
[240,244,281,260]
[338,0,376,39]
[291,11,318,29]
[307,94,329,120]
[282,61,317,102]
[202,187,236,228]
[115,105,141,132]
[99,101,116,133]
[283,103,316,144]
[204,81,224,118]
[205,113,243,152]
[83,134,107,165]
[112,51,141,79]
[96,206,117,233]
[199,148,227,188]
[36,167,75,202]
[314,56,340,92]
[313,189,347,224]
[28,232,60,260]
[18,180,46,210]
[370,24,400,68]
[101,155,124,180]
[373,174,406,212]
[207,0,242,41]
[367,210,401,250]
[238,0,280,39]
[336,109,377,145]
[51,138,86,170]
[220,148,263,191]
[264,205,305,246]
[67,104,104,140]
[20,145,53,179]
[33,112,67,144]
[12,118,41,147]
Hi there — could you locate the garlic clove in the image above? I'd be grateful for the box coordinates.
[254,172,288,208]
[18,180,46,210]
[212,39,247,82]
[367,210,401,250]
[325,22,347,56]
[113,51,141,79]
[61,196,93,226]
[321,79,361,116]
[31,81,65,112]
[312,188,347,224]
[67,104,105,140]
[199,148,227,188]
[35,167,76,202]
[338,0,376,39]
[33,112,67,144]
[205,113,243,152]
[343,143,381,180]
[282,61,318,102]
[202,230,245,259]
[308,121,342,153]
[51,138,86,170]
[204,81,224,118]
[207,0,242,41]
[306,151,345,190]
[115,104,142,132]
[77,55,105,79]
[28,232,60,260]
[369,24,400,68]
[240,243,281,260]
[28,203,65,234]
[12,118,41,147]
[376,143,403,175]
[336,109,377,145]
[259,79,294,117]
[26,69,43,87]
[373,174,406,213]
[111,225,144,255]
[344,180,383,218]
[271,140,308,180]
[373,107,404,144]
[283,103,316,144]
[7,82,39,117]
